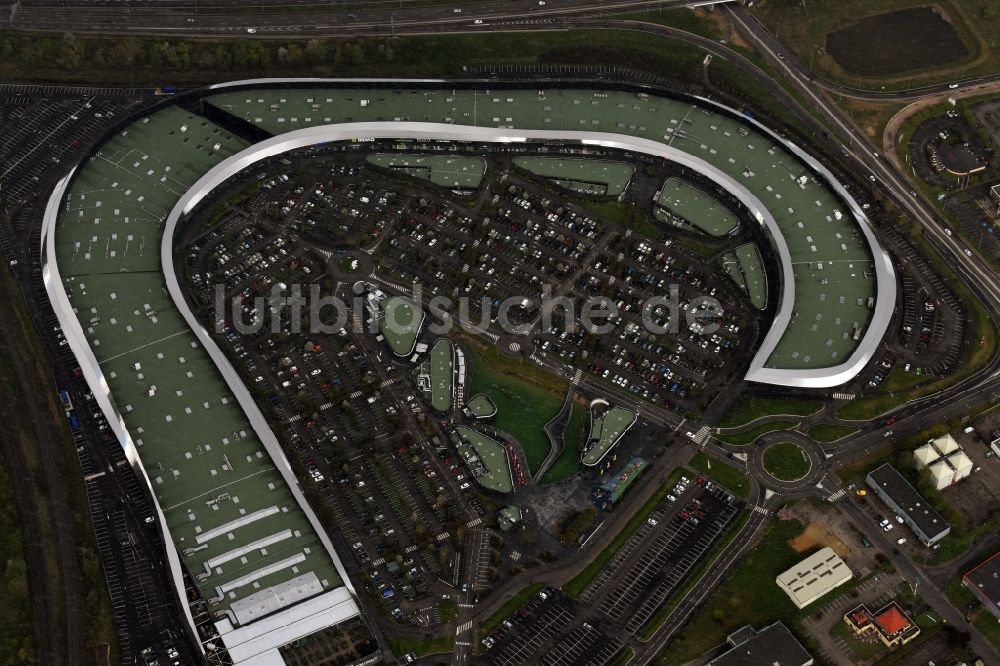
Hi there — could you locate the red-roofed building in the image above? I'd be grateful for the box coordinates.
[843,601,921,648]
[875,606,910,635]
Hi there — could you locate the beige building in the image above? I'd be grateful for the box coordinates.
[914,434,974,490]
[776,547,853,609]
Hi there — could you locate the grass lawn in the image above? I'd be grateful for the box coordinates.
[384,634,456,659]
[462,337,566,475]
[807,423,860,443]
[762,441,811,481]
[717,421,797,446]
[688,452,751,499]
[563,467,688,598]
[667,516,821,662]
[716,395,821,428]
[752,0,1000,89]
[539,398,587,485]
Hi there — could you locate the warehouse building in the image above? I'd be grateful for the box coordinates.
[866,464,951,546]
[707,622,814,666]
[776,547,853,609]
[913,434,974,490]
[963,550,1000,621]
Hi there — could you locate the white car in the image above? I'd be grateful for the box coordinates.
[246,27,257,33]
[897,537,907,545]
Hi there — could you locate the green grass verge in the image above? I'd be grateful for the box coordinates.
[637,509,751,641]
[688,452,751,499]
[717,421,798,447]
[947,576,1000,652]
[807,423,860,443]
[478,583,545,640]
[836,227,998,422]
[463,337,566,475]
[0,462,35,663]
[761,441,812,482]
[667,514,862,663]
[563,467,688,599]
[611,646,635,666]
[715,395,821,428]
[0,268,116,663]
[384,634,456,659]
[539,398,587,485]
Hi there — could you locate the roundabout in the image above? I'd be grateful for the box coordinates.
[749,430,827,492]
[761,440,812,482]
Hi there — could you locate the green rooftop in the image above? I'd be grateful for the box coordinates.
[655,176,739,236]
[377,295,424,357]
[513,157,634,196]
[454,426,513,494]
[428,338,454,412]
[208,86,877,371]
[366,153,486,189]
[54,105,343,622]
[465,393,497,419]
[582,405,637,466]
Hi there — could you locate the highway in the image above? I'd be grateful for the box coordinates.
[8,0,732,35]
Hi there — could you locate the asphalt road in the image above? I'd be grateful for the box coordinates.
[7,0,727,35]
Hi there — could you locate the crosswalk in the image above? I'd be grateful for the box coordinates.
[572,368,583,385]
[751,505,770,516]
[350,390,363,399]
[832,392,855,400]
[827,488,847,502]
[455,620,473,635]
[379,378,394,388]
[466,517,483,528]
[689,425,712,444]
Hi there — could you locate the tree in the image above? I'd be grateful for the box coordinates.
[116,37,142,66]
[304,39,327,66]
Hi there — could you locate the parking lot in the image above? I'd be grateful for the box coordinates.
[482,589,625,666]
[586,477,742,635]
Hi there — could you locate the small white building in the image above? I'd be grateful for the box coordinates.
[914,434,973,490]
[776,547,853,610]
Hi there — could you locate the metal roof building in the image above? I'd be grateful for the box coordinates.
[776,547,853,609]
[964,550,1000,621]
[707,622,814,666]
[866,464,951,545]
[202,79,896,388]
[42,105,362,664]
